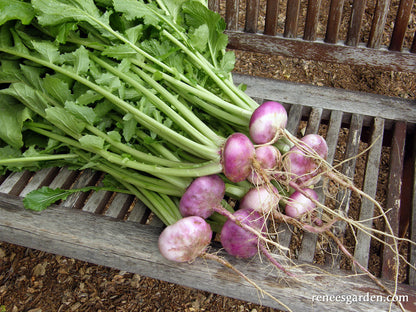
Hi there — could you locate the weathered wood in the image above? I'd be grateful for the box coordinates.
[275,103,304,253]
[226,31,416,73]
[127,199,149,224]
[232,74,416,126]
[304,0,322,41]
[245,0,259,33]
[82,187,113,214]
[284,0,301,38]
[208,0,220,13]
[19,167,60,197]
[0,171,32,196]
[346,0,368,46]
[62,169,100,209]
[104,192,134,219]
[325,0,345,43]
[368,0,392,48]
[48,167,78,189]
[264,0,280,36]
[354,117,385,268]
[389,0,414,51]
[1,194,414,311]
[226,0,240,31]
[382,121,407,280]
[298,107,323,262]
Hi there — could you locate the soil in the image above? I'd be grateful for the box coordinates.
[1,2,416,312]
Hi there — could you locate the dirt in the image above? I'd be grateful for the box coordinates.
[1,2,416,312]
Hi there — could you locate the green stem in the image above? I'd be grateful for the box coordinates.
[91,55,220,147]
[0,154,78,165]
[0,47,220,160]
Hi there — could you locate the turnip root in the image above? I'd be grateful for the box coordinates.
[283,134,328,186]
[239,185,280,215]
[285,188,318,219]
[248,145,281,185]
[179,175,225,219]
[220,208,267,258]
[249,101,288,144]
[158,216,212,262]
[222,133,255,183]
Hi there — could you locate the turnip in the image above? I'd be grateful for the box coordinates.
[221,208,295,276]
[220,208,267,258]
[222,133,255,183]
[179,175,225,219]
[249,101,288,144]
[179,175,283,250]
[158,216,212,262]
[248,145,281,185]
[239,185,280,215]
[283,134,328,186]
[285,188,318,219]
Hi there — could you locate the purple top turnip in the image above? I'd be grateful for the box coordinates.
[249,101,288,144]
[285,188,319,218]
[158,216,213,262]
[179,175,225,219]
[222,133,255,183]
[239,186,280,215]
[220,209,267,258]
[283,134,328,186]
[248,145,281,185]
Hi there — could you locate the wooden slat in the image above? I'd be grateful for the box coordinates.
[409,140,416,286]
[353,117,385,268]
[325,110,344,165]
[208,0,220,13]
[227,32,416,73]
[245,0,260,33]
[325,0,345,43]
[382,121,407,280]
[298,107,323,262]
[303,0,322,41]
[286,104,304,134]
[127,199,149,224]
[329,114,364,267]
[48,167,78,189]
[284,0,301,38]
[346,0,368,46]
[62,169,100,209]
[264,0,280,36]
[276,103,304,252]
[232,74,416,124]
[82,188,113,214]
[389,0,414,51]
[226,0,240,31]
[347,1,369,45]
[368,0,392,48]
[19,167,60,197]
[0,171,32,196]
[1,194,413,312]
[104,193,134,219]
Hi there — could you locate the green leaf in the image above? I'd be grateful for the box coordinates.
[23,185,99,211]
[45,107,86,138]
[78,134,105,150]
[43,75,73,105]
[72,45,90,75]
[189,23,208,52]
[0,0,35,25]
[0,94,32,148]
[182,1,228,66]
[102,44,137,60]
[113,0,161,26]
[31,40,61,63]
[64,101,97,125]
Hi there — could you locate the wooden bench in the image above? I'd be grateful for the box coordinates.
[1,1,416,311]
